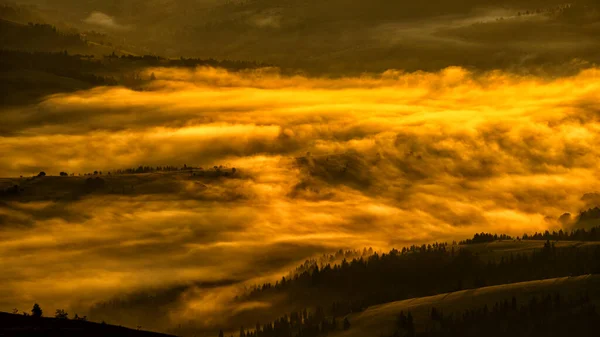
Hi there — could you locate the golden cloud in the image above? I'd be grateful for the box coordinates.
[1,66,600,333]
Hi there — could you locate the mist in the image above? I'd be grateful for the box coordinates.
[2,66,600,333]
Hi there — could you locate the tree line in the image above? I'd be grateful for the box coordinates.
[0,49,117,86]
[106,52,267,70]
[522,226,600,242]
[459,233,512,245]
[241,237,600,320]
[13,303,87,321]
[459,225,600,244]
[219,307,351,337]
[111,165,237,177]
[12,164,237,178]
[0,20,86,51]
[391,292,597,337]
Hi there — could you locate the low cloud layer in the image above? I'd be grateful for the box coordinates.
[83,11,129,31]
[2,66,600,333]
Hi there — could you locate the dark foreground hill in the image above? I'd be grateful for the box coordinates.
[0,311,177,337]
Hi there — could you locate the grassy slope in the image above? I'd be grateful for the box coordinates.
[331,274,600,337]
[461,239,600,259]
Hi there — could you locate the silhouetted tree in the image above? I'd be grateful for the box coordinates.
[406,312,415,337]
[37,171,46,177]
[31,303,42,317]
[76,314,87,321]
[396,311,407,330]
[55,309,68,319]
[343,317,351,330]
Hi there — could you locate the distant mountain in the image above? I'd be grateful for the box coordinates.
[6,0,600,74]
[0,19,87,51]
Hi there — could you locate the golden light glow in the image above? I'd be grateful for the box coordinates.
[1,66,600,331]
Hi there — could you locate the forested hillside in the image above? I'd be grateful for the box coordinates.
[160,233,600,336]
[5,1,600,74]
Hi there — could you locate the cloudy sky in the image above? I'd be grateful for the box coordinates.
[2,65,600,333]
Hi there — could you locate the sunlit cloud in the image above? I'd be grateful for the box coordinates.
[83,11,130,31]
[2,66,600,333]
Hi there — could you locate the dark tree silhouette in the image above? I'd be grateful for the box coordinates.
[37,171,46,177]
[31,303,42,317]
[522,224,600,241]
[459,233,512,244]
[54,309,68,319]
[406,312,415,337]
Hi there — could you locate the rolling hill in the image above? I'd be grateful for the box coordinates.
[4,0,600,74]
[0,167,241,201]
[331,274,600,337]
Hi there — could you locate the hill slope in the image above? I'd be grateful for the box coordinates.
[7,1,600,74]
[331,274,600,337]
[0,311,177,337]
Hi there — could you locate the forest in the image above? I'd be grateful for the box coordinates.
[238,233,600,318]
[223,291,599,337]
[460,225,600,244]
[0,47,266,105]
[5,1,600,75]
[0,11,268,106]
[391,292,597,337]
[195,227,600,337]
